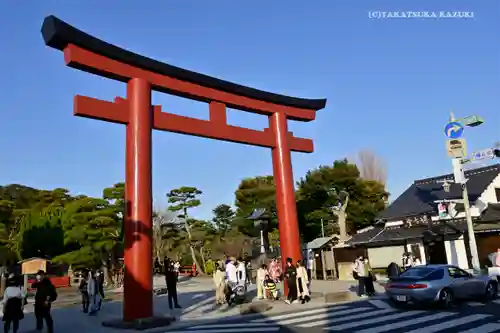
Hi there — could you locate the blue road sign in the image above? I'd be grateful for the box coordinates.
[444,122,464,139]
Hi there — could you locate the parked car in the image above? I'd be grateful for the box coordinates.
[385,264,497,308]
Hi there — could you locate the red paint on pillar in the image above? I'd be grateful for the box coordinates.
[270,112,302,296]
[123,78,153,321]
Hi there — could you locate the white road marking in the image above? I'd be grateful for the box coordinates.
[460,323,500,333]
[326,310,424,331]
[165,328,279,333]
[299,308,395,328]
[251,305,349,323]
[278,307,372,326]
[404,314,490,333]
[354,312,457,333]
[368,299,393,309]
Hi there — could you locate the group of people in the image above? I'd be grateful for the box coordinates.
[256,258,311,305]
[78,269,105,315]
[2,270,57,333]
[213,256,251,306]
[212,255,311,306]
[352,256,376,297]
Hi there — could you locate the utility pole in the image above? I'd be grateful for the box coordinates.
[452,158,480,271]
[321,218,325,237]
[444,112,484,272]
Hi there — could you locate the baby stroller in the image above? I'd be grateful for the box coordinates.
[226,283,246,305]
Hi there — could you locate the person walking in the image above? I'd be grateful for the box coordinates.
[87,270,99,315]
[224,257,238,304]
[256,264,268,300]
[213,263,226,306]
[95,269,105,310]
[284,258,298,304]
[32,270,57,333]
[269,258,282,282]
[236,258,247,290]
[353,256,367,297]
[78,270,90,313]
[2,274,25,333]
[165,260,181,309]
[296,260,310,303]
[363,258,376,296]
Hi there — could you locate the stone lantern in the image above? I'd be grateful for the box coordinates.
[248,208,271,255]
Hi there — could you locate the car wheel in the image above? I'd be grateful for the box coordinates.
[439,288,454,309]
[485,282,498,301]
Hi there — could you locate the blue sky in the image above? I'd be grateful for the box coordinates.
[0,1,498,220]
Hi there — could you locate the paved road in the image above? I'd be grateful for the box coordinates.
[164,300,500,333]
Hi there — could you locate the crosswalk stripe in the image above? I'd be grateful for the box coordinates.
[492,299,500,304]
[404,314,491,333]
[459,323,500,333]
[165,328,280,333]
[251,305,349,322]
[368,299,393,309]
[299,308,396,328]
[278,307,373,326]
[354,312,458,333]
[191,323,278,329]
[326,310,424,331]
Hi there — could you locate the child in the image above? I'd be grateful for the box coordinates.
[263,275,279,300]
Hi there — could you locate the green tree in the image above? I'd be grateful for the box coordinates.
[212,204,235,235]
[166,186,204,274]
[296,159,389,242]
[54,197,121,271]
[234,176,277,236]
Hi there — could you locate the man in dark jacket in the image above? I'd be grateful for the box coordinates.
[164,260,181,309]
[284,258,298,304]
[95,269,105,310]
[32,270,57,333]
[78,270,89,313]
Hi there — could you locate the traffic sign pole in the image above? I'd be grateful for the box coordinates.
[447,112,482,272]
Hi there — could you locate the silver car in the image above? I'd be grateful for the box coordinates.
[385,264,498,308]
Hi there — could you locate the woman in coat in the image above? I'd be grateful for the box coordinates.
[87,271,100,315]
[2,274,25,333]
[213,263,226,305]
[296,260,311,303]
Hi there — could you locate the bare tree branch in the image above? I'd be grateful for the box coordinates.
[355,149,388,185]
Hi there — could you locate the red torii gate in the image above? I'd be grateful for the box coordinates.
[41,16,326,324]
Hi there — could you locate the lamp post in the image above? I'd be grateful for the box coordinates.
[248,208,271,256]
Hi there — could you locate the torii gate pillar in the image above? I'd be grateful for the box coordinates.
[124,78,153,320]
[270,112,302,263]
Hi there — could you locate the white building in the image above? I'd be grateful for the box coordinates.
[347,164,500,271]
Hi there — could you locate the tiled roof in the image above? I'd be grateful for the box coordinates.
[378,164,500,221]
[348,216,500,246]
[304,236,337,250]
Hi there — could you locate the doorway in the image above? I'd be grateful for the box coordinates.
[425,241,447,264]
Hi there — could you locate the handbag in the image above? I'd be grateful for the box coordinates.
[352,270,359,280]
